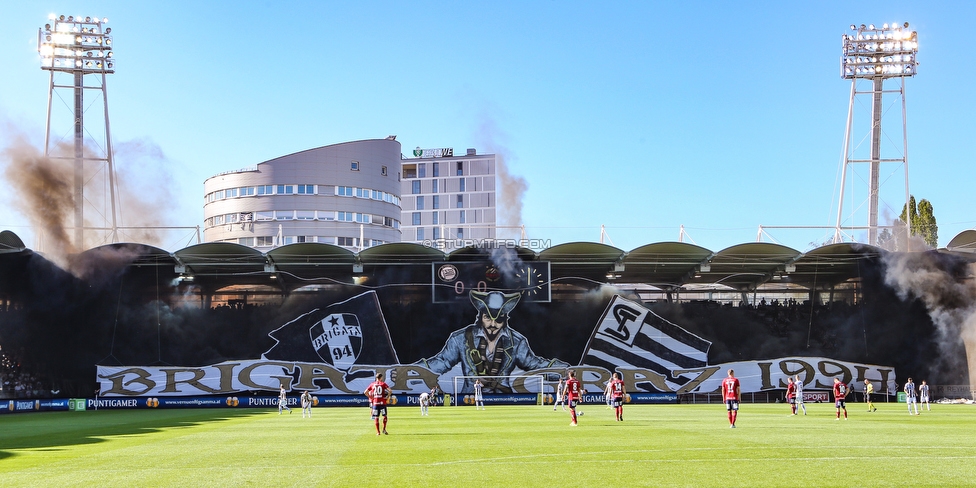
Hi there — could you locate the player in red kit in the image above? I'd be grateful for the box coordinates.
[785,376,797,416]
[608,372,626,422]
[364,372,392,435]
[722,369,740,428]
[832,377,848,420]
[563,370,583,426]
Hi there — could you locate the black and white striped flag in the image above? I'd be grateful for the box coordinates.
[582,296,711,392]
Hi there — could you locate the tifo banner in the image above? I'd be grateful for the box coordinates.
[97,292,897,397]
[583,295,711,391]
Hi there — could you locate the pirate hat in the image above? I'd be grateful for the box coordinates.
[469,290,521,322]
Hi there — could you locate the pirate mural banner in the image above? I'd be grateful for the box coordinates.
[97,292,898,397]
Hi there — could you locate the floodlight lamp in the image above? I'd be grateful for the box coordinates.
[883,23,889,29]
[105,27,111,34]
[850,24,856,30]
[85,16,91,22]
[904,22,909,28]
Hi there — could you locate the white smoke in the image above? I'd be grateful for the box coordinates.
[883,251,976,393]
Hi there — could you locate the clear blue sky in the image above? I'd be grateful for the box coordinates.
[1,1,973,253]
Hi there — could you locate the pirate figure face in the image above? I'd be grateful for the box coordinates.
[470,291,521,342]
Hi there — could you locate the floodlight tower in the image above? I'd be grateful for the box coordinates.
[38,14,118,249]
[833,22,918,247]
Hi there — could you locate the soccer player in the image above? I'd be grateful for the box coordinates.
[793,374,807,415]
[608,372,626,421]
[473,378,485,410]
[364,372,392,435]
[832,377,848,420]
[552,378,566,412]
[419,391,430,416]
[722,369,740,428]
[563,370,583,426]
[905,378,919,415]
[278,385,292,415]
[864,379,877,412]
[785,376,797,416]
[300,390,312,418]
[920,380,931,411]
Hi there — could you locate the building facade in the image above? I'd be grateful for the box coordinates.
[202,138,402,250]
[399,147,496,249]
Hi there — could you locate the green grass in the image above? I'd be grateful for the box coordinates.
[1,402,975,487]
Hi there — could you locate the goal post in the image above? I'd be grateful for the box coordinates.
[452,374,549,406]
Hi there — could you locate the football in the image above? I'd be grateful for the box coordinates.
[578,411,584,416]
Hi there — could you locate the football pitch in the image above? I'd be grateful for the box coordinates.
[2,402,975,487]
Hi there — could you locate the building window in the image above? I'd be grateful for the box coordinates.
[416,228,424,241]
[418,164,426,178]
[432,212,438,225]
[412,180,421,195]
[296,210,315,220]
[456,194,463,208]
[381,166,388,176]
[459,210,466,224]
[456,161,463,176]
[256,236,275,247]
[225,188,237,198]
[257,185,274,195]
[238,237,255,246]
[337,186,353,196]
[416,196,425,210]
[277,185,294,195]
[240,186,255,196]
[431,179,438,193]
[456,228,464,239]
[337,236,359,247]
[351,161,360,171]
[433,162,440,177]
[433,227,440,240]
[459,178,465,192]
[412,212,421,225]
[338,212,354,222]
[432,195,440,209]
[298,184,314,194]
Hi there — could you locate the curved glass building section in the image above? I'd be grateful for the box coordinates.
[203,138,402,250]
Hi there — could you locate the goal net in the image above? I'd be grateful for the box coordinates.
[452,375,548,406]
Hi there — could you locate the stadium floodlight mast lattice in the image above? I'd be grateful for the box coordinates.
[37,14,118,249]
[833,22,918,248]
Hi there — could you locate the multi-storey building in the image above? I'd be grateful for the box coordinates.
[399,147,496,249]
[202,138,402,250]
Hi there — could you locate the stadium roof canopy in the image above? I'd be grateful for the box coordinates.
[2,229,974,296]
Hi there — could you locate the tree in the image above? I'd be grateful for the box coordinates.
[899,195,938,248]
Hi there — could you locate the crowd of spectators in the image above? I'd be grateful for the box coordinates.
[0,347,55,399]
